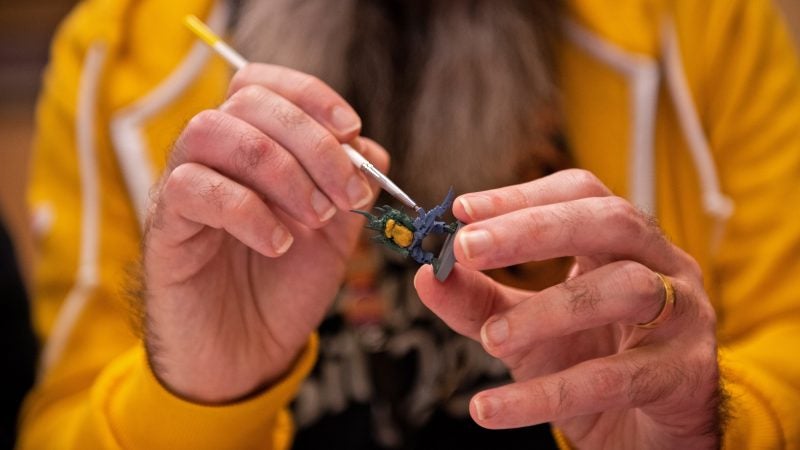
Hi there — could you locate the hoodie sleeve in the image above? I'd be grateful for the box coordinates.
[18,0,317,448]
[674,0,800,446]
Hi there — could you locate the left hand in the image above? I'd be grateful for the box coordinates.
[415,169,723,449]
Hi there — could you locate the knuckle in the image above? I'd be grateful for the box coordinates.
[162,163,197,200]
[231,134,276,177]
[528,381,559,418]
[183,110,228,150]
[542,377,574,418]
[688,340,717,373]
[308,132,340,158]
[507,185,532,210]
[228,187,257,219]
[229,84,269,110]
[518,207,545,239]
[698,301,717,328]
[164,164,235,214]
[230,64,257,89]
[146,183,163,219]
[294,72,324,97]
[667,345,718,408]
[601,197,644,237]
[602,196,637,222]
[147,177,175,232]
[198,179,231,212]
[554,377,575,416]
[561,276,601,317]
[691,286,718,329]
[511,209,551,254]
[667,275,716,331]
[566,169,609,195]
[618,261,660,305]
[684,255,704,284]
[628,362,676,405]
[268,98,307,130]
[228,64,273,94]
[293,73,343,113]
[590,365,627,403]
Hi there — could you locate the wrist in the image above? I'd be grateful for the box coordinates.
[144,336,299,404]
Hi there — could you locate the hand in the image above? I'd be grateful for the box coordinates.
[415,169,722,449]
[142,64,388,403]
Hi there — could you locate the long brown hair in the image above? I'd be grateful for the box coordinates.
[235,0,568,208]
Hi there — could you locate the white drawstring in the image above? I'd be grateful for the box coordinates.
[110,0,229,228]
[563,19,661,214]
[661,18,734,247]
[39,43,106,377]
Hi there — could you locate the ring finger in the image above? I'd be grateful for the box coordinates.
[479,261,681,360]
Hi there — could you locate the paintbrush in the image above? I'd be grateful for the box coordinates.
[184,14,422,213]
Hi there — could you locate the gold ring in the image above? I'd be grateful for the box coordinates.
[636,272,675,329]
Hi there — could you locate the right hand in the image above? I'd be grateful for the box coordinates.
[141,64,388,403]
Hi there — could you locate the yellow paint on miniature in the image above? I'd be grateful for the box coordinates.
[384,219,396,239]
[384,219,413,248]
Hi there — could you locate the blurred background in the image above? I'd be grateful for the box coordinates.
[1,0,77,279]
[1,2,76,448]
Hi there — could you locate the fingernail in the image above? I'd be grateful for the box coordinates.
[458,229,493,260]
[272,226,294,254]
[347,174,372,208]
[329,105,361,135]
[311,189,336,222]
[459,195,493,220]
[482,317,509,347]
[474,395,501,421]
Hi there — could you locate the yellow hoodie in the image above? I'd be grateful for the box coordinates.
[19,0,800,448]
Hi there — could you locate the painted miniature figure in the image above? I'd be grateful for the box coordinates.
[353,188,459,272]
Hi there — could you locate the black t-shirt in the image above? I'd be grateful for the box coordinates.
[291,258,557,450]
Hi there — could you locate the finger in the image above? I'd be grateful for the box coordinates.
[318,137,391,256]
[479,261,678,359]
[414,264,530,341]
[470,349,690,429]
[171,109,338,227]
[229,64,361,141]
[220,85,373,211]
[455,196,687,275]
[357,137,390,177]
[454,169,612,222]
[150,162,292,258]
[330,137,391,226]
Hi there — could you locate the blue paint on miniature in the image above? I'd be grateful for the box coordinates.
[352,188,458,269]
